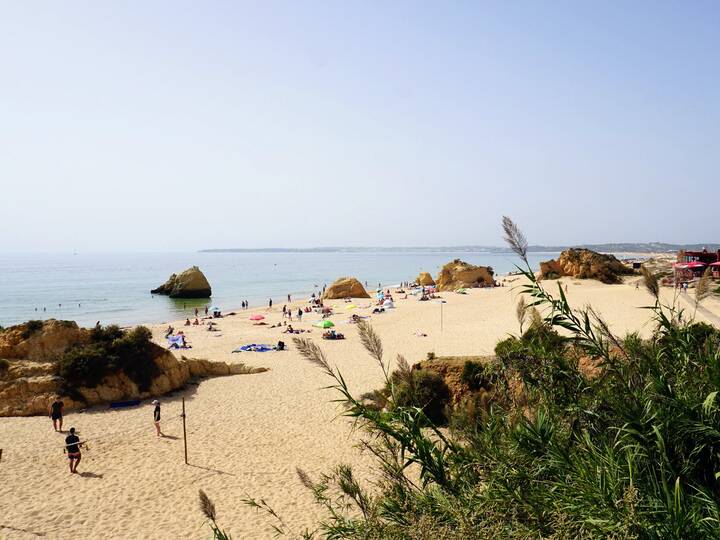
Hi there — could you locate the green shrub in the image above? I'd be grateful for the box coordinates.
[57,325,159,394]
[89,324,123,344]
[392,368,450,424]
[57,343,112,389]
[461,360,499,391]
[20,320,44,340]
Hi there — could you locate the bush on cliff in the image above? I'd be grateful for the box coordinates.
[20,320,44,340]
[57,325,159,394]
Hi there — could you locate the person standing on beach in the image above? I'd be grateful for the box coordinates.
[287,294,291,302]
[194,307,199,317]
[152,400,162,437]
[269,298,273,308]
[297,308,303,322]
[65,427,82,473]
[205,306,208,315]
[49,396,64,432]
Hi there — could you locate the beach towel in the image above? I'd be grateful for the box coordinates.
[232,344,275,353]
[167,335,187,348]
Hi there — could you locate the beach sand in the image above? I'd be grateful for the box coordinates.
[1,277,718,539]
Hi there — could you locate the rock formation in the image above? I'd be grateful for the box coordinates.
[0,320,267,417]
[151,266,212,298]
[323,277,370,299]
[539,249,633,284]
[416,272,435,286]
[435,259,494,291]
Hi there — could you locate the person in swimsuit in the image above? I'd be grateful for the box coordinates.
[65,427,82,473]
[152,399,162,437]
[49,397,64,432]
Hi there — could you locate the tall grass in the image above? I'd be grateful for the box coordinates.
[203,218,720,539]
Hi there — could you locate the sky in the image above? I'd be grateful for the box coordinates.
[1,1,718,252]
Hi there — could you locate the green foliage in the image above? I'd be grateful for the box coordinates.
[20,320,44,339]
[89,323,124,344]
[460,360,499,391]
[391,369,450,425]
[56,325,159,394]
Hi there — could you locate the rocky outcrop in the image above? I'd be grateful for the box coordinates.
[416,272,435,286]
[0,320,267,417]
[151,266,212,298]
[435,259,494,291]
[539,249,633,284]
[0,319,88,362]
[323,277,370,299]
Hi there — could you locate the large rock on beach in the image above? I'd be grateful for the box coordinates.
[323,277,370,299]
[151,266,212,298]
[539,249,633,284]
[0,320,267,417]
[435,259,494,291]
[416,272,436,286]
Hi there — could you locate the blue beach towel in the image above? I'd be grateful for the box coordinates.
[232,343,274,353]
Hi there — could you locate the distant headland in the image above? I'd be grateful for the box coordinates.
[199,242,720,254]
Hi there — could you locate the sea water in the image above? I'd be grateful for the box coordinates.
[0,251,558,328]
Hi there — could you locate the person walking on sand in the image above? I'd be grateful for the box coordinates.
[49,396,64,432]
[65,427,82,473]
[269,298,273,308]
[152,400,162,436]
[194,307,199,317]
[297,308,303,322]
[282,305,287,317]
[205,306,208,315]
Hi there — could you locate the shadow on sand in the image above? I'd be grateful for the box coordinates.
[187,463,236,477]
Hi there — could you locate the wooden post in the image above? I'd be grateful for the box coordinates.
[182,397,188,465]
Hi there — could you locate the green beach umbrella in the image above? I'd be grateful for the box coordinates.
[316,320,335,328]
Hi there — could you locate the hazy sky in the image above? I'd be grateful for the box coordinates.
[2,1,718,252]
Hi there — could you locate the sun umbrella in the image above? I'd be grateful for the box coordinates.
[249,314,265,321]
[315,320,335,328]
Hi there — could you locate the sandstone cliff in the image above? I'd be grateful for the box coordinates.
[539,249,633,284]
[0,320,267,417]
[323,277,370,299]
[435,259,494,291]
[151,266,212,298]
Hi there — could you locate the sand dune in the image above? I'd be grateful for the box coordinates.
[1,278,717,539]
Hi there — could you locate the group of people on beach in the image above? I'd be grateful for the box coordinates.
[48,396,164,474]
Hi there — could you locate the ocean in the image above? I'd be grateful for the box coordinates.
[0,251,559,328]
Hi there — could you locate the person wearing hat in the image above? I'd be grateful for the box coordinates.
[64,427,82,473]
[152,400,162,437]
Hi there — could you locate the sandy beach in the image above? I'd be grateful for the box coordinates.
[1,277,719,539]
